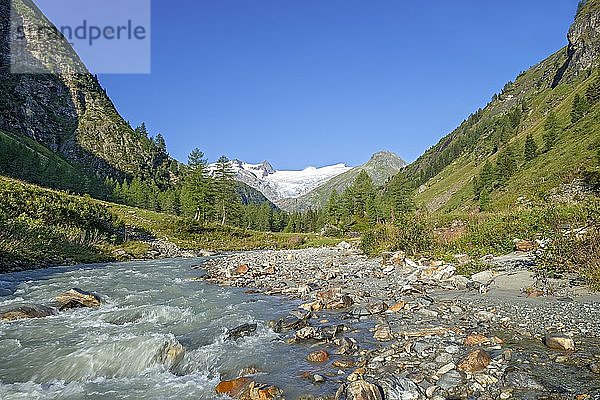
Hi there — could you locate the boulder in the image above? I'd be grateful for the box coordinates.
[306,350,329,363]
[227,323,258,340]
[55,288,101,309]
[387,301,406,313]
[543,333,576,351]
[216,377,253,398]
[236,264,250,275]
[336,380,384,400]
[457,349,491,373]
[1,305,58,321]
[216,378,283,400]
[373,324,393,342]
[160,341,185,369]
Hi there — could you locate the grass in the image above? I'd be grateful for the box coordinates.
[0,176,343,272]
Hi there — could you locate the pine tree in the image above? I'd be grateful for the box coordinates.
[571,94,589,124]
[212,155,238,226]
[586,75,600,105]
[474,161,495,198]
[180,149,212,222]
[495,146,517,186]
[543,111,561,151]
[523,133,538,162]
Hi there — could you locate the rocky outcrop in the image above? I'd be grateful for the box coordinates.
[0,0,172,179]
[55,288,102,310]
[553,0,600,86]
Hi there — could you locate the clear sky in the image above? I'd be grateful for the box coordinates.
[99,0,580,169]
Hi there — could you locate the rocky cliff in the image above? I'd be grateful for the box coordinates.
[0,0,169,180]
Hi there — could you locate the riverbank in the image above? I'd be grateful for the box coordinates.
[201,244,600,399]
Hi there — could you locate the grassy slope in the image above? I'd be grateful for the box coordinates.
[414,46,600,213]
[0,176,341,272]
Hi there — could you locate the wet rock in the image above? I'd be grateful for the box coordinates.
[216,378,283,400]
[55,288,101,309]
[160,341,185,369]
[216,377,253,398]
[335,337,359,355]
[0,304,58,321]
[457,349,491,373]
[333,359,355,369]
[300,301,324,312]
[239,366,262,377]
[227,323,258,340]
[336,380,384,400]
[317,289,354,310]
[307,350,329,363]
[296,327,319,340]
[543,333,575,351]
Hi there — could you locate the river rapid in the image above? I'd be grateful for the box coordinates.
[0,258,327,399]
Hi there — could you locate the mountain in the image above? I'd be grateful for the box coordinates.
[279,151,407,211]
[207,159,352,204]
[401,0,600,213]
[0,0,172,182]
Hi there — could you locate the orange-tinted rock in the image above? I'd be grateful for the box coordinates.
[464,334,489,346]
[307,350,329,363]
[333,359,355,369]
[458,349,491,373]
[1,305,57,321]
[215,377,252,397]
[236,264,250,275]
[515,240,536,252]
[544,333,576,351]
[246,382,283,400]
[388,301,406,313]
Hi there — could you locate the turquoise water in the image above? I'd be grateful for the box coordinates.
[0,258,335,399]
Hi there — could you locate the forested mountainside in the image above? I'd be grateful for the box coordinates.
[396,0,600,213]
[0,0,175,184]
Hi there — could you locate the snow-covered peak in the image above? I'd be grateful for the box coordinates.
[207,159,352,202]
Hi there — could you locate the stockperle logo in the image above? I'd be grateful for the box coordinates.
[10,0,151,74]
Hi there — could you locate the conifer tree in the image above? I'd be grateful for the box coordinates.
[212,155,238,226]
[571,94,589,124]
[523,133,539,162]
[543,111,561,151]
[180,148,212,222]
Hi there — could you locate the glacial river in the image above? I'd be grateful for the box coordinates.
[0,258,335,399]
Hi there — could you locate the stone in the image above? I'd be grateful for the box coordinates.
[337,380,384,400]
[436,363,456,375]
[160,341,185,369]
[502,371,545,390]
[373,325,393,342]
[1,304,58,321]
[543,333,575,351]
[515,240,536,252]
[227,323,258,340]
[387,301,406,313]
[296,327,319,340]
[454,254,471,265]
[55,288,101,309]
[299,301,324,312]
[216,377,252,398]
[239,366,261,377]
[457,349,491,373]
[246,381,283,400]
[437,370,464,390]
[337,241,352,250]
[307,350,329,363]
[589,362,600,374]
[333,360,355,369]
[471,270,496,285]
[380,377,421,400]
[236,264,250,275]
[464,334,489,346]
[367,302,389,314]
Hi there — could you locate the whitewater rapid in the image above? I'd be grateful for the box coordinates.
[0,258,322,399]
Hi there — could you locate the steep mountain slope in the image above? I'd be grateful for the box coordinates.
[280,151,406,211]
[404,1,600,213]
[207,159,352,204]
[0,0,170,181]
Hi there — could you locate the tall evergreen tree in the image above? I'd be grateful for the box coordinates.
[523,133,539,162]
[180,148,212,221]
[212,155,239,226]
[571,93,589,124]
[543,111,561,151]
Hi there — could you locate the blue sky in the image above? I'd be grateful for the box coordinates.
[99,0,579,169]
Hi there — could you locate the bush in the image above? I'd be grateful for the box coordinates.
[361,215,434,256]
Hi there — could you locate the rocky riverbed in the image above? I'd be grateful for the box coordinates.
[201,243,600,400]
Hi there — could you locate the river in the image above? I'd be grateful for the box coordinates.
[0,258,335,399]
